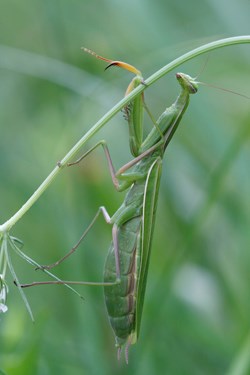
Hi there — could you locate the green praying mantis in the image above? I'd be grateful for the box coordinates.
[19,49,199,362]
[79,51,198,361]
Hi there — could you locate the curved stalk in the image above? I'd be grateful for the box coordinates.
[0,35,250,232]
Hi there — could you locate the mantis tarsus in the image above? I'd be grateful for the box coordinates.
[20,50,198,362]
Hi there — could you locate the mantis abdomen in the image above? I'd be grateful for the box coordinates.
[104,216,141,346]
[103,153,162,350]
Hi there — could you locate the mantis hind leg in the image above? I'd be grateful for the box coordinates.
[18,206,122,288]
[38,206,122,278]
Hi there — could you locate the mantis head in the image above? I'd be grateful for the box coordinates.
[176,72,198,94]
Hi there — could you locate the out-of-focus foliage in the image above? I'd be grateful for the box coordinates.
[0,1,250,374]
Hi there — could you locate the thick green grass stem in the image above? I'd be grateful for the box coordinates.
[0,36,249,233]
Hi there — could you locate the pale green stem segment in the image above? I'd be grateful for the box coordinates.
[0,36,250,233]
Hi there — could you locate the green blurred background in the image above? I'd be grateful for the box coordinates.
[0,1,250,374]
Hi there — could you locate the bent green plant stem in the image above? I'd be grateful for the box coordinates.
[0,36,250,233]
